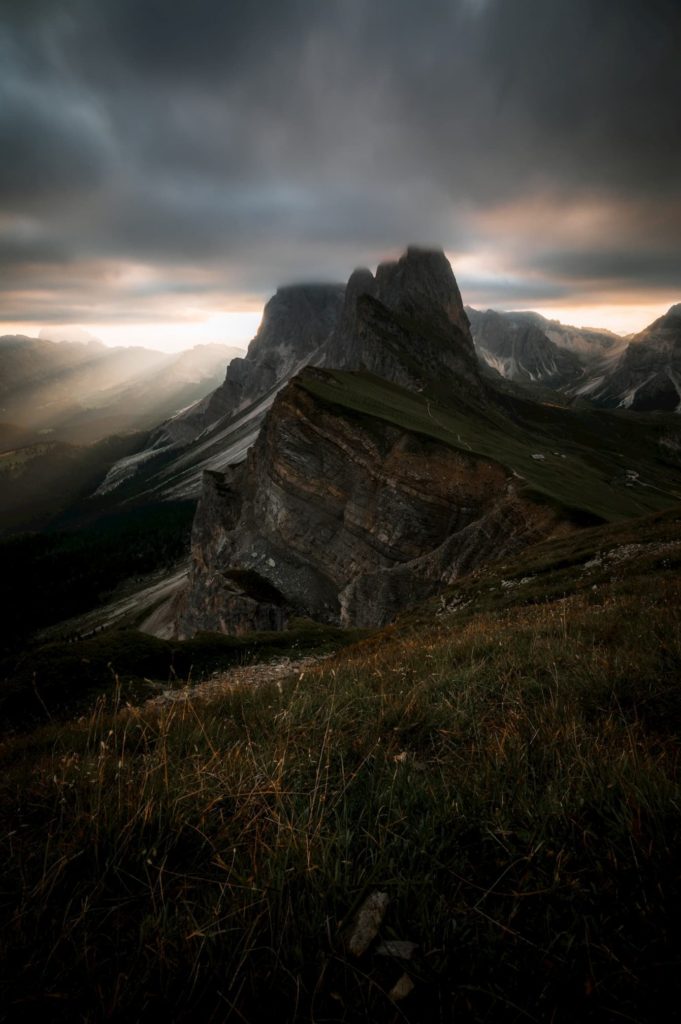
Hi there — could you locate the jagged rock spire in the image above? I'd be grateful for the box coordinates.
[374,247,471,337]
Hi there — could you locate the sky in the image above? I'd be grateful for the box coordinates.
[1,0,680,352]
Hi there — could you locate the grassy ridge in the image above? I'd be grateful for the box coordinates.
[1,622,370,728]
[300,367,681,522]
[1,512,680,1021]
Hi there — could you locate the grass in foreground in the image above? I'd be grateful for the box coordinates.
[1,620,369,729]
[1,532,680,1021]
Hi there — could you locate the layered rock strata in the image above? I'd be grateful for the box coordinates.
[176,373,559,634]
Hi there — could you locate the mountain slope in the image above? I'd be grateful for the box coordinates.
[173,359,681,635]
[3,504,679,1022]
[467,308,585,387]
[92,285,346,501]
[0,433,147,535]
[518,311,624,359]
[587,304,681,411]
[42,250,681,640]
[177,370,557,634]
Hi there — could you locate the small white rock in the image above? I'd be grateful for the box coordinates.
[346,891,389,956]
[389,973,415,1001]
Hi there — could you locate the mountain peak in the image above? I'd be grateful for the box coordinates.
[246,282,345,363]
[190,282,346,429]
[633,303,681,344]
[374,247,470,337]
[321,247,482,397]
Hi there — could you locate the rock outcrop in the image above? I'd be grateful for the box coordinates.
[159,283,346,441]
[172,248,566,635]
[95,283,346,499]
[175,370,559,635]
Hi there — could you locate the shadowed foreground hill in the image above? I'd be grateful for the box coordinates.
[1,508,680,1022]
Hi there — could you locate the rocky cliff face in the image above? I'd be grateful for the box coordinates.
[207,284,345,418]
[95,283,346,499]
[170,283,346,437]
[176,370,560,635]
[588,304,681,411]
[173,248,564,635]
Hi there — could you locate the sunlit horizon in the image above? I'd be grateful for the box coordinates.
[1,298,676,353]
[0,311,262,354]
[494,301,676,338]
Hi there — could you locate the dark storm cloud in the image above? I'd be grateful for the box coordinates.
[0,88,108,204]
[539,249,681,290]
[1,0,680,324]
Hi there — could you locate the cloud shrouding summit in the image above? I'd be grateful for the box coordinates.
[1,0,680,347]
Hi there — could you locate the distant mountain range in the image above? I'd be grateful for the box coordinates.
[0,334,243,447]
[466,305,681,412]
[466,307,624,392]
[0,334,243,533]
[92,269,681,522]
[167,251,681,637]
